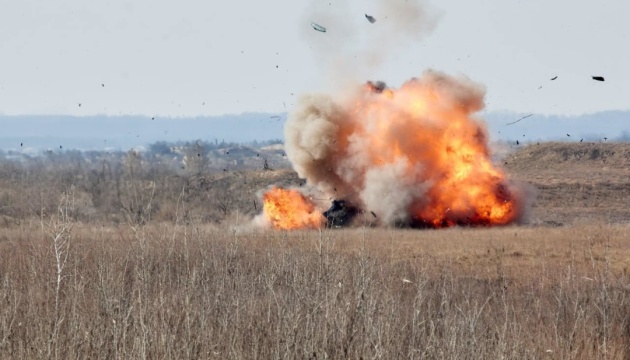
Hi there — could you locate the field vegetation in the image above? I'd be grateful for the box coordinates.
[0,142,629,359]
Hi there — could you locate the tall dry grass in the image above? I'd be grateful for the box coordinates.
[1,218,629,359]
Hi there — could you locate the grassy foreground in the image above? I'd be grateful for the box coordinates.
[1,218,629,359]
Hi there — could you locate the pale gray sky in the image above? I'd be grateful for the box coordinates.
[0,0,628,117]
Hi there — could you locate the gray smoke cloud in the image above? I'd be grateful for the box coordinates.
[302,0,441,83]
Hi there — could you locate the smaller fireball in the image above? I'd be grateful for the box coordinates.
[262,187,324,230]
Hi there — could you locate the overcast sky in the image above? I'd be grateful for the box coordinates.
[0,0,628,118]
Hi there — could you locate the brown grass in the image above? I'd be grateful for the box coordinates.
[1,220,629,359]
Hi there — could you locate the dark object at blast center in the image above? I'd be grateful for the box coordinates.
[366,80,387,93]
[592,76,605,81]
[323,199,358,227]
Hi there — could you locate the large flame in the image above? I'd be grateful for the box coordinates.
[262,187,324,230]
[284,70,525,228]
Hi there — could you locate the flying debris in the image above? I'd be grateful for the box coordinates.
[101,83,105,87]
[366,80,387,93]
[551,76,558,80]
[516,140,520,145]
[365,14,376,23]
[506,113,533,125]
[567,134,570,137]
[580,139,583,142]
[603,137,608,141]
[592,76,605,82]
[311,22,326,32]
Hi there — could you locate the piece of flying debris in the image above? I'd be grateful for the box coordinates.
[311,22,326,32]
[592,76,605,81]
[365,14,376,23]
[506,113,533,125]
[551,76,558,80]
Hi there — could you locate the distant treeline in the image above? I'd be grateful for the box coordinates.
[147,138,283,155]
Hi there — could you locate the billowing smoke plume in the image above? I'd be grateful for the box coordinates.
[304,0,440,82]
[285,70,528,227]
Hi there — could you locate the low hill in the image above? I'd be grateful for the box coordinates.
[503,142,630,226]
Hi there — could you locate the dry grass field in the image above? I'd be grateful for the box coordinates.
[0,142,629,359]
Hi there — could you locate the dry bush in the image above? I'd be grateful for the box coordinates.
[0,150,299,225]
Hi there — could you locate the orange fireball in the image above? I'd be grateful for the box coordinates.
[285,70,525,228]
[353,76,518,227]
[262,187,324,230]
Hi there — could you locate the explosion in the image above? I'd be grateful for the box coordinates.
[261,187,324,230]
[260,70,526,229]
